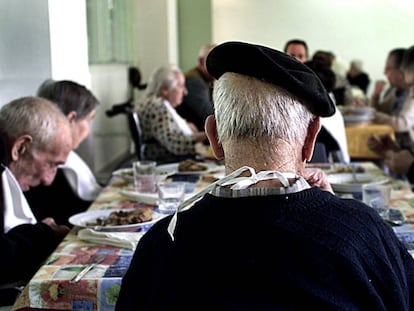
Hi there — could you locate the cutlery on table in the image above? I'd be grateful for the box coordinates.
[70,254,106,283]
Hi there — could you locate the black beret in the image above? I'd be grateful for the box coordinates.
[206,41,336,117]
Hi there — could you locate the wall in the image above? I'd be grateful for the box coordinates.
[177,0,212,72]
[135,0,178,82]
[211,0,414,94]
[89,64,130,178]
[0,0,52,104]
[0,0,127,175]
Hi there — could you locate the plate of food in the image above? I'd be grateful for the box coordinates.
[119,187,195,205]
[327,173,389,193]
[112,165,177,182]
[69,208,165,232]
[159,159,220,175]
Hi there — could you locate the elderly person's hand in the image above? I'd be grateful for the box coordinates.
[367,134,400,156]
[384,149,414,175]
[303,168,334,194]
[42,217,70,241]
[373,111,392,124]
[372,80,386,99]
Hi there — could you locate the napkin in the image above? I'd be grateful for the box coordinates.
[78,228,144,250]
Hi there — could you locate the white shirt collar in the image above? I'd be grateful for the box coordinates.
[2,167,36,232]
[59,151,102,201]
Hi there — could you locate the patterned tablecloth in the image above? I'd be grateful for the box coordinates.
[11,162,414,310]
[11,177,156,311]
[11,169,214,311]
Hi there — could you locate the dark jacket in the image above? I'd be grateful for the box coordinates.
[25,168,92,227]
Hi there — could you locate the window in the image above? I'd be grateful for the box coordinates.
[86,0,136,64]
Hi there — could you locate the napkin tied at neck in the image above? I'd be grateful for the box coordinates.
[167,166,310,240]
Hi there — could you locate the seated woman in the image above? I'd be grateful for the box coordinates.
[136,65,207,163]
[25,80,102,227]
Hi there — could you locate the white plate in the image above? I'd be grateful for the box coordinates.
[119,189,194,205]
[158,162,219,175]
[338,106,375,124]
[327,173,389,193]
[69,208,164,232]
[112,165,177,182]
[343,114,374,124]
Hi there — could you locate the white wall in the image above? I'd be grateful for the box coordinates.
[48,0,90,86]
[135,0,178,82]
[0,0,52,104]
[211,0,414,94]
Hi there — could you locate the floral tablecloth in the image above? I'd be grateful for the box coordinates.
[12,169,214,311]
[12,179,157,311]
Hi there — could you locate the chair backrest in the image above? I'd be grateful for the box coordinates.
[126,110,145,161]
[310,142,329,163]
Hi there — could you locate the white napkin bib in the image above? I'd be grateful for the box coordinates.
[163,100,193,136]
[2,167,36,233]
[60,151,102,201]
[167,166,310,240]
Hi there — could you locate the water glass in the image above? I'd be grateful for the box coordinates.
[362,183,391,219]
[157,181,186,214]
[133,161,157,193]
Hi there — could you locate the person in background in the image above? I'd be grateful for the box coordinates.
[283,38,308,63]
[176,43,216,131]
[116,41,414,310]
[136,64,207,163]
[305,60,350,163]
[312,50,354,106]
[368,47,414,155]
[0,97,72,303]
[346,59,370,94]
[375,45,414,182]
[370,48,409,115]
[25,80,102,227]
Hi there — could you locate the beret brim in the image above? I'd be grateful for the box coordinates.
[206,41,336,117]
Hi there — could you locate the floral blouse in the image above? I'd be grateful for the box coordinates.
[138,97,196,163]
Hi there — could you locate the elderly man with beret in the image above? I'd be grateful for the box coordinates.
[116,42,414,310]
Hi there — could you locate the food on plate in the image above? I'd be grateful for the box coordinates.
[329,165,365,174]
[114,167,172,182]
[178,159,208,172]
[118,169,133,179]
[87,208,153,227]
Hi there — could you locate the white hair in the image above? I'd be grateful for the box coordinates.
[145,65,183,97]
[213,72,314,145]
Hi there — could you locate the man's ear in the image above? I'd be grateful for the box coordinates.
[11,135,32,161]
[302,117,321,162]
[66,111,77,123]
[205,115,224,160]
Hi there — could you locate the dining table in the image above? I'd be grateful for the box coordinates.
[11,161,414,311]
[345,122,395,160]
[11,161,223,311]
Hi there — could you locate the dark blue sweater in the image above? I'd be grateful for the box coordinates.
[116,187,414,310]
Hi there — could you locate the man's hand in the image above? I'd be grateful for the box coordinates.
[303,168,334,194]
[41,217,70,241]
[384,149,414,175]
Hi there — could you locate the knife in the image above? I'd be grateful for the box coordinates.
[70,254,106,283]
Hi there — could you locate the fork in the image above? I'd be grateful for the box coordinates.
[70,254,106,283]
